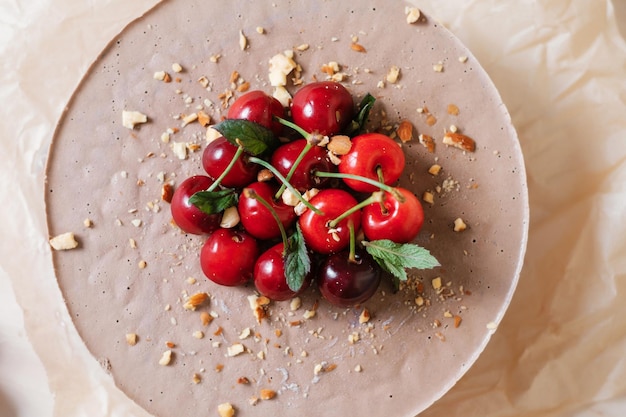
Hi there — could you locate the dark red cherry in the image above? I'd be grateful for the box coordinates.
[238,181,297,240]
[339,133,405,193]
[254,243,305,301]
[170,175,221,235]
[270,138,336,192]
[202,136,259,188]
[227,90,285,136]
[298,188,361,254]
[318,249,382,307]
[200,228,259,286]
[362,187,424,243]
[291,81,354,136]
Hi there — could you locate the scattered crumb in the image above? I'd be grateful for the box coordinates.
[49,232,78,250]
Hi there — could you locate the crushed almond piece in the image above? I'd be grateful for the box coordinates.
[215,364,224,372]
[447,103,460,116]
[239,30,248,50]
[171,63,183,73]
[428,164,442,176]
[303,309,316,320]
[426,114,437,126]
[184,292,210,311]
[161,183,173,203]
[260,389,276,400]
[405,6,421,23]
[443,132,476,152]
[257,168,274,182]
[396,120,414,142]
[256,26,265,34]
[159,350,173,366]
[217,402,235,417]
[422,191,434,205]
[220,206,240,228]
[418,134,435,153]
[386,66,401,84]
[197,110,211,127]
[354,364,363,372]
[431,277,442,290]
[327,135,352,155]
[351,42,366,53]
[454,218,468,232]
[192,373,202,384]
[290,297,302,311]
[122,110,148,129]
[237,81,251,92]
[359,308,371,324]
[181,113,198,127]
[415,296,424,306]
[193,330,204,339]
[125,333,138,346]
[83,218,93,228]
[200,311,213,326]
[459,55,469,63]
[227,343,245,357]
[454,315,463,328]
[433,62,444,72]
[206,126,222,143]
[268,52,296,87]
[49,232,78,251]
[138,260,147,269]
[171,141,188,160]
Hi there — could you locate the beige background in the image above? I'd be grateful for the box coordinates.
[1,0,625,416]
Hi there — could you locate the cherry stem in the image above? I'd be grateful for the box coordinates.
[206,145,245,192]
[243,187,289,254]
[275,140,313,199]
[315,171,405,203]
[376,166,385,184]
[329,191,384,229]
[348,220,357,263]
[247,156,323,215]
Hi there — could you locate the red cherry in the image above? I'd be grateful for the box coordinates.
[318,249,381,307]
[238,182,297,240]
[227,90,285,136]
[202,136,259,188]
[170,175,221,235]
[200,228,259,286]
[291,81,354,136]
[254,243,304,301]
[270,138,336,192]
[361,187,424,243]
[339,133,406,193]
[298,189,361,254]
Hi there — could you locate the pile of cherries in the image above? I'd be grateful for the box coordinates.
[170,81,425,307]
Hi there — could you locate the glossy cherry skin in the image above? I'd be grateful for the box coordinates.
[227,90,285,136]
[318,249,382,307]
[170,175,221,235]
[270,138,336,192]
[291,81,354,136]
[361,187,424,243]
[200,228,259,286]
[298,189,361,254]
[238,181,297,240]
[339,133,406,193]
[254,243,306,301]
[202,136,259,188]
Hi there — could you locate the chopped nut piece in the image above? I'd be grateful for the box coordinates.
[443,132,476,152]
[256,26,265,34]
[171,141,188,160]
[354,364,363,372]
[159,350,173,366]
[181,113,198,127]
[193,330,204,339]
[454,218,468,232]
[405,6,421,23]
[227,343,245,357]
[220,206,240,228]
[197,110,211,127]
[172,63,183,73]
[200,311,213,326]
[327,135,352,155]
[125,333,138,346]
[206,126,222,143]
[239,30,248,50]
[351,42,367,53]
[447,103,460,116]
[418,134,435,153]
[303,309,316,320]
[184,292,210,311]
[459,55,469,63]
[433,62,444,72]
[359,308,371,324]
[122,110,148,129]
[396,120,414,143]
[386,66,401,83]
[192,373,202,384]
[415,296,424,306]
[290,297,302,311]
[260,389,276,400]
[49,232,78,251]
[269,52,296,87]
[431,277,442,290]
[138,260,147,269]
[428,164,442,176]
[454,315,463,328]
[217,402,235,417]
[161,183,174,203]
[422,191,434,205]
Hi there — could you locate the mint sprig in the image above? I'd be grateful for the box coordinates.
[284,224,310,292]
[362,239,440,283]
[189,189,238,214]
[213,119,280,156]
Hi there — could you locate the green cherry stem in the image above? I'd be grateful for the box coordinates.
[273,116,326,199]
[247,156,323,215]
[206,145,246,192]
[315,171,405,203]
[348,220,357,263]
[329,191,384,229]
[242,187,289,256]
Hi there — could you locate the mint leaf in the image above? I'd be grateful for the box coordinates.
[213,119,280,156]
[284,224,310,292]
[362,239,440,282]
[348,93,376,134]
[189,189,238,214]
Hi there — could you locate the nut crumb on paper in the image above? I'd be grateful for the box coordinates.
[122,110,148,129]
[49,232,78,251]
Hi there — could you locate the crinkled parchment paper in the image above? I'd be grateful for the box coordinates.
[1,0,626,416]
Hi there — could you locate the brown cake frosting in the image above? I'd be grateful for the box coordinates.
[46,1,528,416]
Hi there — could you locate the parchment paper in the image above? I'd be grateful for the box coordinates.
[1,0,625,416]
